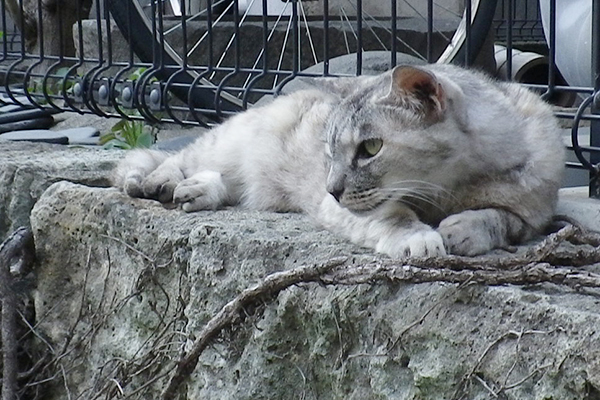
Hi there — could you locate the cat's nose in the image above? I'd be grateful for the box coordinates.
[328,185,345,202]
[327,168,346,202]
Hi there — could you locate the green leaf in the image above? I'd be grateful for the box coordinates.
[129,67,148,81]
[135,132,154,148]
[55,67,71,77]
[111,119,128,133]
[99,132,117,145]
[122,122,140,146]
[103,138,131,150]
[106,114,156,150]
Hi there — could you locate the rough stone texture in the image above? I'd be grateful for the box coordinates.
[557,186,600,232]
[27,180,600,400]
[0,142,121,240]
[51,111,119,137]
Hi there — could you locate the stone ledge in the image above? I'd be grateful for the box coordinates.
[0,142,120,239]
[25,180,600,399]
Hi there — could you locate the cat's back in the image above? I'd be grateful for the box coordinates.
[425,63,563,167]
[244,88,336,137]
[425,63,558,129]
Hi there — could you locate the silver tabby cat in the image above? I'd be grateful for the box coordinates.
[113,64,565,258]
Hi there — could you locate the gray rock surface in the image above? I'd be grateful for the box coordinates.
[0,130,69,144]
[0,126,100,145]
[27,180,600,400]
[0,142,120,239]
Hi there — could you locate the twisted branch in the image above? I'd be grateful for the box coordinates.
[160,257,349,400]
[1,227,35,400]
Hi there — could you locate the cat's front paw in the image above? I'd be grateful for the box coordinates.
[121,172,145,198]
[143,169,183,203]
[173,171,228,212]
[437,210,501,256]
[376,229,446,258]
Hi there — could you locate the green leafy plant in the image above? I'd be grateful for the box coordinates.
[129,67,148,81]
[99,66,163,150]
[28,67,76,101]
[100,119,158,150]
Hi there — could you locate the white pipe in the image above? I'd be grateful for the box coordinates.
[494,44,575,107]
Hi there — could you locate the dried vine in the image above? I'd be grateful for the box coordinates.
[0,227,35,400]
[160,257,349,400]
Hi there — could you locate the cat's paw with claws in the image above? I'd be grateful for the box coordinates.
[173,170,228,212]
[142,169,184,203]
[377,229,446,258]
[437,210,500,256]
[121,172,145,198]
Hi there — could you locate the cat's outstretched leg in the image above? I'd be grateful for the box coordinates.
[437,209,530,256]
[317,196,446,258]
[113,150,230,209]
[173,170,230,212]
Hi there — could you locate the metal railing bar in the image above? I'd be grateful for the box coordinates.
[426,0,433,62]
[241,0,271,107]
[591,0,600,196]
[356,0,362,74]
[323,0,330,74]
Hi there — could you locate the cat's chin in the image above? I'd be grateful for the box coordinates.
[342,199,395,218]
[344,207,378,217]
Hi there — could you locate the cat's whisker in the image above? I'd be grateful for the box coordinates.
[397,197,430,216]
[343,184,449,216]
[404,194,448,216]
[398,191,444,210]
[381,181,460,206]
[342,188,389,212]
[384,180,451,195]
[378,186,449,215]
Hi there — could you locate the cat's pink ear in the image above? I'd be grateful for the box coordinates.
[389,66,446,120]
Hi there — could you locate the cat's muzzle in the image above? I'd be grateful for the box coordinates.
[336,192,389,215]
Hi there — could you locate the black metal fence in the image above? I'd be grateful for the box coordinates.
[0,0,599,196]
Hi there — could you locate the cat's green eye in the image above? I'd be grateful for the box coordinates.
[358,138,383,158]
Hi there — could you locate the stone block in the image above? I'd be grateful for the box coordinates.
[25,179,600,399]
[0,142,120,240]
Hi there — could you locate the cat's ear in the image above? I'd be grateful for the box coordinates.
[386,66,446,121]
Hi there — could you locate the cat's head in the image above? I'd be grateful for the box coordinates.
[325,65,469,216]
